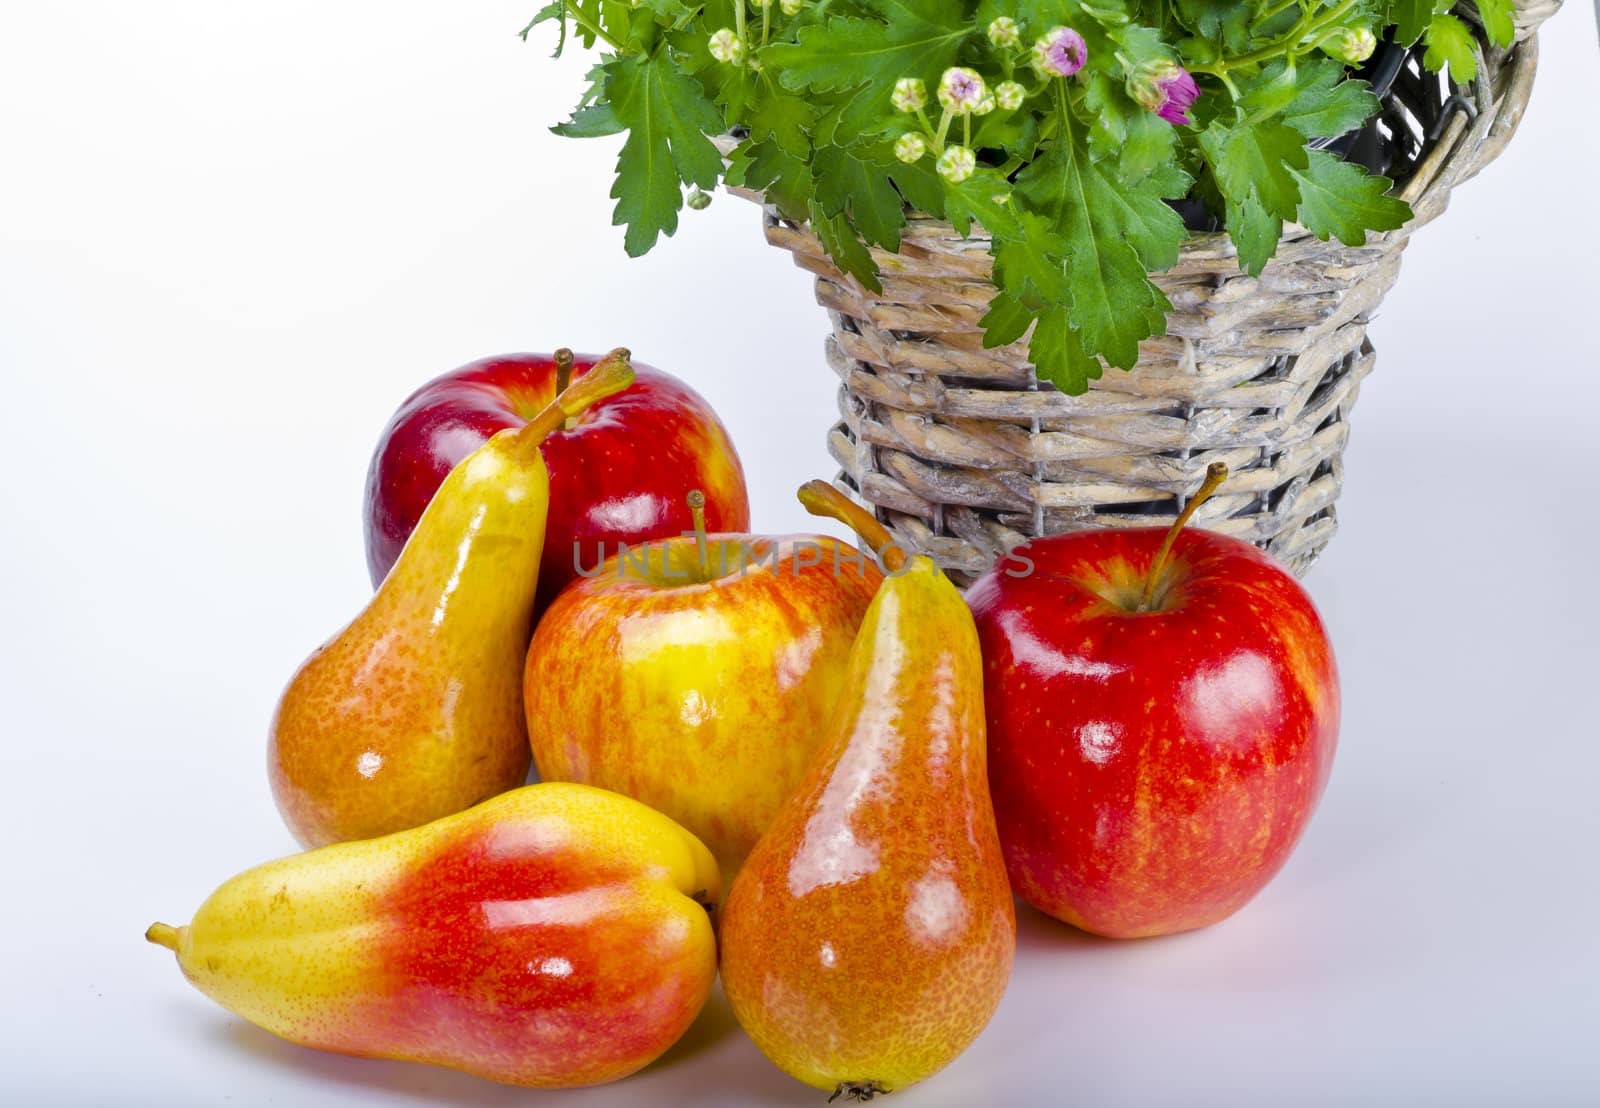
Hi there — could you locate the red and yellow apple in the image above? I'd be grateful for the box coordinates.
[523,529,883,879]
[145,783,719,1088]
[363,350,749,608]
[967,477,1339,939]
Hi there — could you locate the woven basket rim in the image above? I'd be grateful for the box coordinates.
[736,24,1547,582]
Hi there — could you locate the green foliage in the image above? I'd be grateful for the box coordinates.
[766,0,970,94]
[1423,14,1480,82]
[606,52,724,256]
[531,0,1509,393]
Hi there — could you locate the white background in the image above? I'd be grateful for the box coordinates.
[3,4,1597,1105]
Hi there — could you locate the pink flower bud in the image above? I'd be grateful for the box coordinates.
[1031,27,1087,79]
[1130,62,1199,126]
[937,67,987,114]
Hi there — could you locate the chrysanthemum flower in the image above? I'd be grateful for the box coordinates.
[1031,27,1087,78]
[1129,62,1200,125]
[937,68,987,114]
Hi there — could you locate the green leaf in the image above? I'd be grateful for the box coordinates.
[888,159,947,219]
[1476,0,1516,47]
[520,1,567,57]
[635,0,690,17]
[1289,149,1412,246]
[766,0,969,95]
[607,52,725,256]
[1236,61,1303,119]
[813,82,889,148]
[1172,0,1252,51]
[562,0,606,50]
[552,103,624,137]
[726,137,814,221]
[745,90,816,160]
[979,290,1035,348]
[1224,194,1281,276]
[1391,0,1436,45]
[1014,130,1175,371]
[946,172,1025,239]
[1201,117,1308,220]
[1029,306,1104,394]
[809,201,882,293]
[1423,14,1479,83]
[812,146,907,251]
[1282,60,1380,139]
[993,212,1069,300]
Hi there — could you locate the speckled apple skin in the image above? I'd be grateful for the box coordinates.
[363,353,750,610]
[718,557,1016,1096]
[525,534,882,881]
[967,528,1340,939]
[153,783,720,1088]
[269,436,543,848]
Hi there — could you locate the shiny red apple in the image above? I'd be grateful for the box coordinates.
[966,470,1339,939]
[364,351,750,608]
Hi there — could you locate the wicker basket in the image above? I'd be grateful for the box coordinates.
[745,13,1552,582]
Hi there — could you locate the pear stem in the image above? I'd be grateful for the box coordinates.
[1138,462,1228,612]
[514,347,633,455]
[797,480,906,573]
[145,922,180,951]
[553,347,574,395]
[686,489,709,577]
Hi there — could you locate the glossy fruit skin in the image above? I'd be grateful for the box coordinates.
[967,528,1340,939]
[151,783,720,1088]
[271,433,544,847]
[363,352,749,608]
[525,534,881,881]
[719,557,1015,1096]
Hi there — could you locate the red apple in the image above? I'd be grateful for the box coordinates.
[364,351,750,608]
[966,476,1339,939]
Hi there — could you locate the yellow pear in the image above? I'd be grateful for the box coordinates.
[268,350,634,846]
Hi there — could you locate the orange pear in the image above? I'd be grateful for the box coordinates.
[268,351,634,847]
[718,481,1015,1099]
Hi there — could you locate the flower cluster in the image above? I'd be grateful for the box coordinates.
[887,18,1205,182]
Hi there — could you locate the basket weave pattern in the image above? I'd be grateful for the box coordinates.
[753,26,1546,582]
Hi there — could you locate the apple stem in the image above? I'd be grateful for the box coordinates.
[687,489,709,576]
[797,480,907,573]
[513,348,633,456]
[554,348,574,395]
[145,922,180,951]
[1138,462,1228,612]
